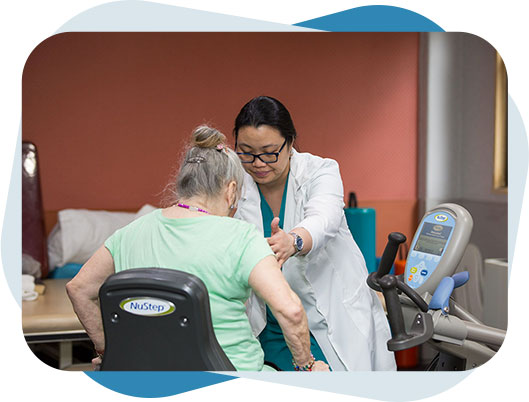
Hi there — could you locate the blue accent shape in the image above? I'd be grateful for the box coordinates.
[420,269,428,276]
[295,6,444,32]
[429,277,455,314]
[85,371,235,398]
[452,271,470,288]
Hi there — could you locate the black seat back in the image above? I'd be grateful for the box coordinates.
[98,268,235,371]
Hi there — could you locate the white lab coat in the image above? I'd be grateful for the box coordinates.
[235,150,396,371]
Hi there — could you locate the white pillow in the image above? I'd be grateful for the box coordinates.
[47,209,136,268]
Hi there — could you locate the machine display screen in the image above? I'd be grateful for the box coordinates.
[413,222,452,256]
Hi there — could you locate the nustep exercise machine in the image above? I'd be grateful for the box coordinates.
[367,204,506,370]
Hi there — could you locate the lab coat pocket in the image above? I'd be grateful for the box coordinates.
[342,285,375,342]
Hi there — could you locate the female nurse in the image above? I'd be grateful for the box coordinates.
[233,96,396,371]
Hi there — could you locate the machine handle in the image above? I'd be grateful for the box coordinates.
[429,271,470,314]
[377,232,407,278]
[396,281,429,312]
[366,233,434,351]
[379,274,435,351]
[367,232,407,292]
[429,276,455,314]
[378,275,411,343]
[452,271,469,288]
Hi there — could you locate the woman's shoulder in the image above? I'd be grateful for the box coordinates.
[128,208,160,226]
[116,208,159,231]
[105,209,159,247]
[216,216,259,233]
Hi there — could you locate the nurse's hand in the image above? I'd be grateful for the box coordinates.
[267,217,295,266]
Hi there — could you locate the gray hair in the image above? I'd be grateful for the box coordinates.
[175,125,244,202]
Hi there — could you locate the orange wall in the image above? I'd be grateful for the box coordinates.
[23,32,419,254]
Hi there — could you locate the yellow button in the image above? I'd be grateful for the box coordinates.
[410,267,417,273]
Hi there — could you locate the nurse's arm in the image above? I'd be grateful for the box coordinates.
[248,255,315,369]
[295,159,345,257]
[66,245,115,354]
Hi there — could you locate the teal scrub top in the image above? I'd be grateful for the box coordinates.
[257,174,329,371]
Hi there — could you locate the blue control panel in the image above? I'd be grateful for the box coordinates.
[405,211,456,289]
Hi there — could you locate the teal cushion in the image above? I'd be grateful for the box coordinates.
[48,263,83,279]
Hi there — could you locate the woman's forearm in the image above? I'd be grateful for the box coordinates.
[248,255,313,366]
[66,281,105,352]
[269,291,312,366]
[65,246,115,353]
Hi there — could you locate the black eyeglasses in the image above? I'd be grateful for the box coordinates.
[236,139,287,164]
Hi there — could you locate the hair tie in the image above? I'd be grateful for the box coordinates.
[216,143,230,154]
[186,156,206,164]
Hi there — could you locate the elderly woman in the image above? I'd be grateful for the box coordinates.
[66,125,328,372]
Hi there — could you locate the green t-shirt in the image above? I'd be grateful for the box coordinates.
[104,209,274,371]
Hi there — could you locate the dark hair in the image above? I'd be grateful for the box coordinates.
[233,96,297,146]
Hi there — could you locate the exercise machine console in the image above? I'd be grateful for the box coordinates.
[404,204,472,295]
